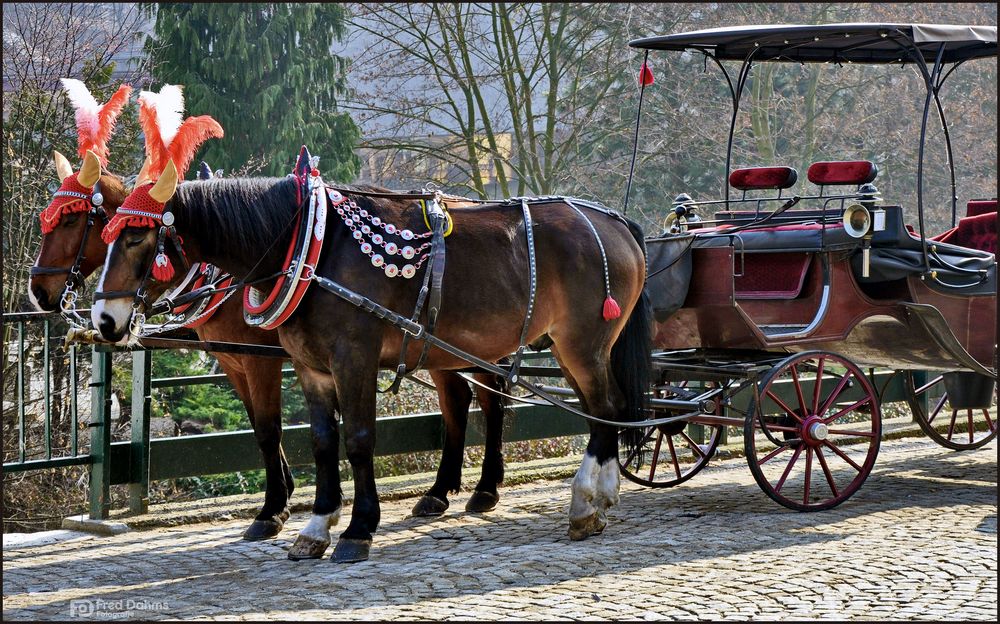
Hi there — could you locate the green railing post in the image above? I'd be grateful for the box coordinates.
[88,348,113,520]
[129,350,152,515]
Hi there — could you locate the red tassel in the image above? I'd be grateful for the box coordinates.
[603,296,622,321]
[638,62,655,87]
[152,252,175,282]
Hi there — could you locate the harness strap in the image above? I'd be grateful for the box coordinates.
[309,273,696,430]
[507,198,538,383]
[566,199,615,308]
[382,196,448,394]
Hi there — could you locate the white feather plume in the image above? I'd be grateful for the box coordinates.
[139,84,185,145]
[61,78,100,139]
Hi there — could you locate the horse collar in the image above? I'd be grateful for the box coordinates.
[243,173,327,329]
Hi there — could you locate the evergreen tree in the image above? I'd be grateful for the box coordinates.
[144,3,360,180]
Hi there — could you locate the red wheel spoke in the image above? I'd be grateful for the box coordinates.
[822,440,862,472]
[803,447,813,505]
[914,375,944,395]
[823,396,872,424]
[680,431,707,459]
[817,371,856,418]
[926,394,947,424]
[790,364,809,418]
[622,428,653,468]
[773,446,803,493]
[826,428,876,438]
[967,410,974,444]
[758,445,789,465]
[947,410,958,440]
[648,432,664,480]
[665,434,681,479]
[766,389,803,423]
[984,409,996,432]
[754,422,800,434]
[815,447,839,497]
[812,357,826,414]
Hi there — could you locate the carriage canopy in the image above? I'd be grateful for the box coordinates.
[629,23,997,64]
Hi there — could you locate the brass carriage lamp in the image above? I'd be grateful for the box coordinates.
[664,193,701,234]
[843,182,885,277]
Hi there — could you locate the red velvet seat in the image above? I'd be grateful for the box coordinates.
[807,160,878,186]
[967,199,997,217]
[729,166,798,191]
[932,212,997,255]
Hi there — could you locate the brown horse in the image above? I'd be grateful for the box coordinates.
[32,153,510,540]
[92,158,651,563]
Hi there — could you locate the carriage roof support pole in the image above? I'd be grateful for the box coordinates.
[623,49,650,216]
[722,51,759,209]
[933,60,966,228]
[910,42,948,276]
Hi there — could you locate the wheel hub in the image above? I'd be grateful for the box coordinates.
[801,415,828,445]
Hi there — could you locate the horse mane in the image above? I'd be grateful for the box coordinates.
[172,177,299,261]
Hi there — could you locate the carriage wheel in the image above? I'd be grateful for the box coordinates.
[618,381,723,488]
[905,371,997,451]
[745,351,881,511]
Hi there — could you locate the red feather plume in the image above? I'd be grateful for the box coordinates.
[138,87,223,180]
[61,80,132,166]
[139,95,172,179]
[168,116,224,178]
[89,85,131,164]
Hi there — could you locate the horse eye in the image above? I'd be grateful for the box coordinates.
[61,214,81,227]
[125,236,145,248]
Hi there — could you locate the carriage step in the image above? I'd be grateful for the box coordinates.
[759,324,809,336]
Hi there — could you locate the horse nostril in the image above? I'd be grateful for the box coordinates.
[98,313,118,340]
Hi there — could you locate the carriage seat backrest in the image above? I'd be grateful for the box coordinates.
[967,199,997,217]
[806,160,878,187]
[728,166,798,191]
[931,212,997,255]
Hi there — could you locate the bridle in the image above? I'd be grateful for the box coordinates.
[31,180,108,324]
[93,207,190,335]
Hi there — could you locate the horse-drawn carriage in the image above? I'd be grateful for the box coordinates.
[621,23,997,510]
[35,22,995,561]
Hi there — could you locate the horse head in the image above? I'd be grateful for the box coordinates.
[29,80,132,312]
[29,150,131,312]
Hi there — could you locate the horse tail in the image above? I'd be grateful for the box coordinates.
[610,217,652,455]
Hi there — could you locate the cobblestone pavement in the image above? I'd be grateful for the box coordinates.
[3,437,996,621]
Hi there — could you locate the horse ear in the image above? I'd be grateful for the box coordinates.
[149,159,179,203]
[294,145,311,178]
[135,157,152,188]
[77,149,102,187]
[197,161,213,180]
[53,150,73,182]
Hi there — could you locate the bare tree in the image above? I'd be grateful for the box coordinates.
[344,3,640,199]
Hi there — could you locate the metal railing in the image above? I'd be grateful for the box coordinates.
[3,311,92,471]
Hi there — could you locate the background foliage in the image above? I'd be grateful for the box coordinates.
[142,2,361,180]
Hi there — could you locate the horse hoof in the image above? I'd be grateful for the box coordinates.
[568,512,607,541]
[465,490,499,513]
[331,538,371,563]
[411,495,449,517]
[276,507,291,523]
[243,518,283,541]
[287,534,330,560]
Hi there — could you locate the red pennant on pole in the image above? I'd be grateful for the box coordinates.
[638,61,655,87]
